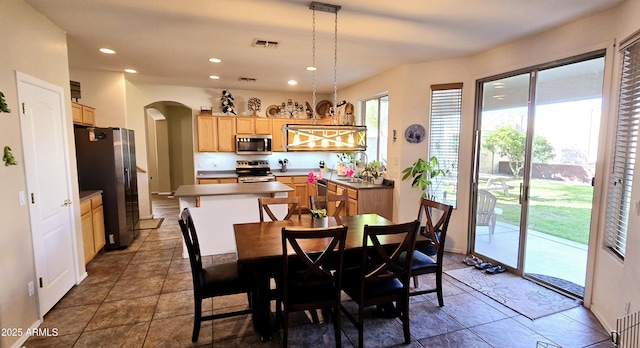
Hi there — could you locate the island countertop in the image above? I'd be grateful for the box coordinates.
[174,181,293,197]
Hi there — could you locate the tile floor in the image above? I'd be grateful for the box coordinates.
[24,195,614,348]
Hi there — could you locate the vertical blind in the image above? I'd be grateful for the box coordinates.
[429,83,463,207]
[605,41,640,259]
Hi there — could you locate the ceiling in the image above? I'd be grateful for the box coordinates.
[25,0,622,94]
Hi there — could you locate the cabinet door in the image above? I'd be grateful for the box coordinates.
[236,118,255,134]
[197,115,218,152]
[218,177,238,183]
[217,117,236,152]
[82,105,95,125]
[72,102,82,123]
[348,198,358,216]
[81,212,95,264]
[92,204,105,251]
[293,177,310,210]
[271,119,289,152]
[198,179,220,184]
[254,118,272,134]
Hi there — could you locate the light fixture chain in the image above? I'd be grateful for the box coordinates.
[333,10,338,123]
[312,8,317,121]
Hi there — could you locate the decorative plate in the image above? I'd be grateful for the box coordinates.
[315,100,332,118]
[404,124,426,143]
[266,105,278,117]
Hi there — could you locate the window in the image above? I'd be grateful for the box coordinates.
[605,38,640,259]
[429,83,462,207]
[362,95,388,164]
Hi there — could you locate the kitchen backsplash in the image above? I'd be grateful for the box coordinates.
[195,152,337,171]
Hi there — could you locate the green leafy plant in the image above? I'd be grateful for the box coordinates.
[402,156,448,199]
[363,160,386,179]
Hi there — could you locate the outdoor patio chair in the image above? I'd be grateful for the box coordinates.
[477,189,503,242]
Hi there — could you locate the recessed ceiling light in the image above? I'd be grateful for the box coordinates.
[306,66,317,71]
[99,48,116,54]
[209,75,220,80]
[209,58,222,63]
[493,94,505,100]
[288,80,298,85]
[124,69,137,73]
[492,82,505,89]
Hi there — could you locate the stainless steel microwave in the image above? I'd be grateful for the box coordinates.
[236,135,272,155]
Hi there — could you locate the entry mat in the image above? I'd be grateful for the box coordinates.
[445,267,581,320]
[135,218,164,230]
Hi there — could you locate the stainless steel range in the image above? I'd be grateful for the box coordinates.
[235,160,276,183]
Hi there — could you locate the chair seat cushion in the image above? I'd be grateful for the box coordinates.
[201,262,249,296]
[287,273,337,304]
[398,251,436,271]
[341,266,403,302]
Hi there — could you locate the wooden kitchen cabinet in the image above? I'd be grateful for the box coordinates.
[277,176,310,210]
[196,115,218,152]
[198,178,237,184]
[72,102,96,126]
[81,193,105,264]
[217,117,236,152]
[236,117,272,135]
[196,116,236,152]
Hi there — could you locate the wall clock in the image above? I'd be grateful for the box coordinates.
[404,124,426,143]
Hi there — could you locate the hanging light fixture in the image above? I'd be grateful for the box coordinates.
[285,1,366,152]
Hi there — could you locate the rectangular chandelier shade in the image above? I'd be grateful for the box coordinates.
[284,124,366,152]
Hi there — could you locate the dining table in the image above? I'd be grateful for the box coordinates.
[233,213,425,342]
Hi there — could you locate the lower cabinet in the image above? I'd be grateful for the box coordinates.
[198,178,238,184]
[277,176,311,211]
[81,194,105,264]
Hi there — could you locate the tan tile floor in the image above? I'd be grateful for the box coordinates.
[23,195,613,347]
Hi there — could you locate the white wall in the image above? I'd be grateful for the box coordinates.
[0,1,84,347]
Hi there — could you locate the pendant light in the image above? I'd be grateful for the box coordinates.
[285,2,366,152]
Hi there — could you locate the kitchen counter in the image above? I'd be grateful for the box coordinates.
[272,168,394,190]
[175,182,292,256]
[79,190,103,201]
[196,170,237,179]
[174,181,293,197]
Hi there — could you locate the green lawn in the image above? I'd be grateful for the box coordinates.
[490,179,593,244]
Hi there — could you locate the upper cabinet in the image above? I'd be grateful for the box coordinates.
[196,114,333,153]
[196,115,235,152]
[236,117,272,135]
[72,102,95,126]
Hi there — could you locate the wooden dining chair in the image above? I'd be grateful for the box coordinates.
[408,198,453,306]
[340,220,420,347]
[178,208,253,342]
[280,225,348,347]
[258,196,301,222]
[310,194,350,217]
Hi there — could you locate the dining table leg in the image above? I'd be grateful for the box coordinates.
[255,269,273,342]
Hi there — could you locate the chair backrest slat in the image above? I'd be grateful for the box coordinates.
[310,194,350,217]
[179,208,204,289]
[416,198,453,251]
[362,220,420,285]
[258,196,302,222]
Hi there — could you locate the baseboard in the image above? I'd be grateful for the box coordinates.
[11,318,43,348]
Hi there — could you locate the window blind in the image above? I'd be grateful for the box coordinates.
[429,83,462,207]
[605,41,640,259]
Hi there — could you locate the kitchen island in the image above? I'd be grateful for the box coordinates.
[173,181,293,256]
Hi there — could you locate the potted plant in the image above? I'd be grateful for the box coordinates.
[363,160,386,184]
[401,156,448,200]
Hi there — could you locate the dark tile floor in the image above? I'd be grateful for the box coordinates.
[24,195,614,347]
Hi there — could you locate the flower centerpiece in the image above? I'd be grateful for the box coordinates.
[307,171,327,218]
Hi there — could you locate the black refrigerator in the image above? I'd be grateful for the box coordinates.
[75,127,139,250]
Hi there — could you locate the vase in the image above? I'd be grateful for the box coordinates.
[312,216,329,227]
[374,177,384,185]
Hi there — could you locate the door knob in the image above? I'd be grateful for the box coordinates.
[61,199,72,207]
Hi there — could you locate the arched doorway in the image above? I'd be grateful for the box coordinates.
[145,101,194,199]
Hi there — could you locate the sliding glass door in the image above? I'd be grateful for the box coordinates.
[472,53,605,298]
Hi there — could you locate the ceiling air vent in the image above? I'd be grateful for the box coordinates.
[239,77,257,82]
[252,39,279,48]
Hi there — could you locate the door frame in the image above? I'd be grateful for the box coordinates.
[17,71,81,317]
[468,50,606,298]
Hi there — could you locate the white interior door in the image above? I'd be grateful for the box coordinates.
[17,72,77,315]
